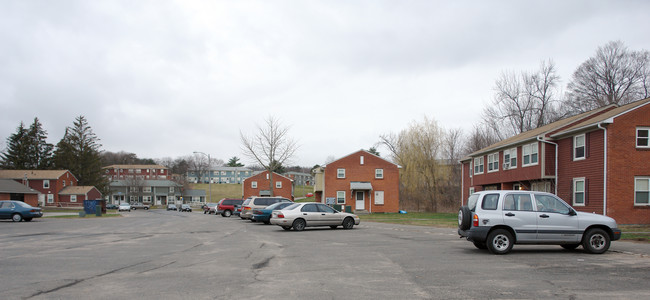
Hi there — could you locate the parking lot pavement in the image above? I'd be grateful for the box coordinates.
[2,211,650,299]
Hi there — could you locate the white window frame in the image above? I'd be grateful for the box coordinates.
[375,169,384,179]
[170,187,174,193]
[47,194,54,203]
[574,134,586,160]
[337,168,346,179]
[360,155,364,165]
[336,191,346,204]
[635,177,650,206]
[374,191,384,205]
[251,181,257,189]
[70,195,77,202]
[473,157,484,175]
[43,180,50,189]
[522,143,539,166]
[637,127,650,149]
[487,153,499,173]
[276,181,282,189]
[130,186,138,192]
[503,148,517,169]
[573,178,585,206]
[469,187,475,195]
[143,186,152,193]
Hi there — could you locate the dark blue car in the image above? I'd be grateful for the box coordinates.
[251,202,294,224]
[0,200,43,222]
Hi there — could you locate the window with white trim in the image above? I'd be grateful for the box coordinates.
[574,134,586,160]
[374,191,384,205]
[487,153,499,172]
[522,143,538,166]
[143,186,151,193]
[375,169,384,179]
[360,156,364,165]
[170,187,174,193]
[337,168,346,178]
[469,187,475,195]
[43,180,50,189]
[637,127,649,148]
[635,177,649,205]
[473,157,484,175]
[276,181,282,188]
[47,194,54,203]
[251,181,257,189]
[573,178,585,206]
[130,186,138,192]
[336,191,346,204]
[503,148,517,169]
[70,195,77,202]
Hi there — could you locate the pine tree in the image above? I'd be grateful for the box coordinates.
[1,122,30,169]
[27,118,54,169]
[53,116,109,194]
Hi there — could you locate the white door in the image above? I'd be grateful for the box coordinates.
[356,191,365,210]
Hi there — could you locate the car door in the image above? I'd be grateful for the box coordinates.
[300,203,322,225]
[0,202,12,218]
[316,204,341,225]
[502,193,538,242]
[533,194,579,242]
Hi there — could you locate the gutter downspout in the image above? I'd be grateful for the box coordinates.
[537,136,558,195]
[597,121,611,216]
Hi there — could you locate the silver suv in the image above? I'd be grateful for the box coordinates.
[458,191,621,254]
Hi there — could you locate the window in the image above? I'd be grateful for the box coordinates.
[502,194,533,211]
[276,181,282,188]
[143,186,151,193]
[43,180,50,189]
[136,169,142,173]
[473,157,484,174]
[375,169,384,179]
[503,148,517,169]
[574,134,586,160]
[522,143,538,166]
[535,194,571,214]
[170,187,174,193]
[360,155,364,165]
[469,187,475,195]
[251,181,257,189]
[637,127,649,148]
[481,194,499,210]
[71,195,77,202]
[487,153,499,172]
[47,194,54,203]
[62,180,66,187]
[337,168,346,178]
[336,191,346,204]
[573,178,585,206]
[635,177,650,205]
[130,187,138,192]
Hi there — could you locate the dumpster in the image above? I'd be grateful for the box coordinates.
[345,206,352,213]
[333,204,342,212]
[83,199,106,216]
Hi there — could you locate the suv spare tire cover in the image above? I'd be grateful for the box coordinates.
[458,206,472,230]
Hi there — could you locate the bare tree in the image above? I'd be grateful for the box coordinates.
[565,40,650,113]
[240,116,298,196]
[483,60,561,139]
[464,124,499,155]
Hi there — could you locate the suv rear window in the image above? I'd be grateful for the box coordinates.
[467,194,479,211]
[481,194,500,210]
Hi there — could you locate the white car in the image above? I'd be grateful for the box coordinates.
[118,203,131,212]
[270,202,360,231]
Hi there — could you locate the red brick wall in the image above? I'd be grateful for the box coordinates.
[323,151,399,213]
[242,171,293,200]
[466,143,542,190]
[606,105,650,224]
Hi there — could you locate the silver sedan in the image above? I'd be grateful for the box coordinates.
[270,202,360,231]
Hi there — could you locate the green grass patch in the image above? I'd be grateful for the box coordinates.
[191,183,315,203]
[620,225,650,242]
[43,208,83,213]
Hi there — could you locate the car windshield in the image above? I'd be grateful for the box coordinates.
[282,203,301,210]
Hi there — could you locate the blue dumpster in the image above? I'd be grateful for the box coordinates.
[83,200,105,216]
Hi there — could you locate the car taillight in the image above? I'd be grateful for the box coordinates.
[472,214,479,227]
[243,207,251,210]
[277,213,284,218]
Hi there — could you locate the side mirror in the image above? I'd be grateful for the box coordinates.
[569,210,577,216]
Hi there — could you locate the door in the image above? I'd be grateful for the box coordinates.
[533,194,579,242]
[502,193,538,242]
[317,204,342,225]
[0,202,15,218]
[356,191,365,210]
[300,203,322,225]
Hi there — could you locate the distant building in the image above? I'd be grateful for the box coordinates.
[284,171,313,186]
[103,164,170,180]
[0,179,41,207]
[242,171,293,200]
[187,167,253,184]
[0,170,100,207]
[103,165,182,205]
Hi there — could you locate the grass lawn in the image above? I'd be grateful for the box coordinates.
[360,212,650,242]
[191,183,314,203]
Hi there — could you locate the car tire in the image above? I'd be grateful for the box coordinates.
[144,207,149,210]
[342,217,355,229]
[12,213,23,222]
[582,228,610,254]
[458,206,472,230]
[486,229,514,255]
[292,219,306,231]
[473,241,487,249]
[223,210,232,217]
[330,225,338,229]
[561,244,580,250]
[282,226,291,231]
[263,220,271,225]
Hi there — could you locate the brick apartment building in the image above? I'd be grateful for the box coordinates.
[242,171,294,200]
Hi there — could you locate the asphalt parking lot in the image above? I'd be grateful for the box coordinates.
[1,210,649,299]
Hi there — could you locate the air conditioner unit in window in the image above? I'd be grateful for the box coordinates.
[503,163,510,170]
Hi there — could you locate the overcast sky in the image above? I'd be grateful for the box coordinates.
[1,0,649,167]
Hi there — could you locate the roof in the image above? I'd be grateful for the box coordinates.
[324,149,401,168]
[103,164,168,170]
[350,181,373,190]
[0,179,40,194]
[184,189,206,196]
[551,97,650,138]
[59,186,97,195]
[0,170,71,180]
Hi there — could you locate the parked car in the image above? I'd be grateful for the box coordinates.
[457,190,622,254]
[233,204,243,217]
[270,203,360,231]
[217,198,244,217]
[306,193,314,197]
[0,200,43,222]
[131,203,150,210]
[106,203,119,209]
[118,203,131,212]
[167,204,178,211]
[203,203,217,214]
[241,197,292,220]
[251,202,294,224]
[180,204,192,212]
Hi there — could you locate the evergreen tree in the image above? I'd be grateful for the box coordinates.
[53,116,109,194]
[226,156,244,167]
[1,122,30,169]
[27,118,54,169]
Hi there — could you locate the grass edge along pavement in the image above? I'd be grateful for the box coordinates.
[359,212,650,243]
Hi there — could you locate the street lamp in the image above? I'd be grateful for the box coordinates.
[193,151,212,204]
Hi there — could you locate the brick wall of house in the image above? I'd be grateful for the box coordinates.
[242,171,293,200]
[606,106,650,224]
[323,151,399,213]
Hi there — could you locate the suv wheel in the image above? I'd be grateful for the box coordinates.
[458,206,472,230]
[487,229,513,255]
[582,228,610,254]
[223,210,232,217]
